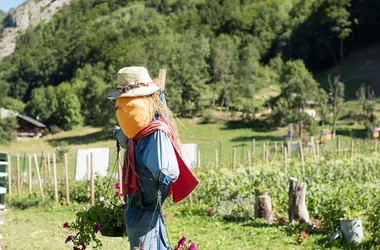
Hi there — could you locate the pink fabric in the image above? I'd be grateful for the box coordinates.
[123,119,199,202]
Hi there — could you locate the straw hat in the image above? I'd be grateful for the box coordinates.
[106,66,161,99]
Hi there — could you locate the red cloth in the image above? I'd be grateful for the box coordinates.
[122,119,199,202]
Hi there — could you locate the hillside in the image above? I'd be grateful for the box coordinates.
[0,0,70,60]
[316,43,380,99]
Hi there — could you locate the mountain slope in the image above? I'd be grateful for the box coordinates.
[315,43,380,99]
[0,0,71,60]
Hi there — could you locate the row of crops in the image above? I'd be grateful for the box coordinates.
[188,147,380,245]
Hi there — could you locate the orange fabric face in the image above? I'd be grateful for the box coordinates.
[115,97,155,138]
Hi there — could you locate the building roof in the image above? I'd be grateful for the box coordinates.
[17,114,46,128]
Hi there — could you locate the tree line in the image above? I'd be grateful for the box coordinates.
[0,0,379,134]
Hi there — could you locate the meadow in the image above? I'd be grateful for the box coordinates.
[0,119,379,249]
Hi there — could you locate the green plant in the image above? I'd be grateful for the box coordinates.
[367,200,380,244]
[63,182,125,249]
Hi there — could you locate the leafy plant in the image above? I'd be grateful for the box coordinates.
[63,182,125,249]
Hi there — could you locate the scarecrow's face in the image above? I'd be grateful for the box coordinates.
[115,96,155,138]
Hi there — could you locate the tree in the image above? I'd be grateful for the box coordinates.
[328,75,345,138]
[0,117,17,144]
[270,60,323,137]
[356,85,377,137]
[325,0,352,61]
[51,82,83,130]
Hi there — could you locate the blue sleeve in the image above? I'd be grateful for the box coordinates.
[112,126,128,149]
[138,130,179,185]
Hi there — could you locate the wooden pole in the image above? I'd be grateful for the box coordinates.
[7,155,11,197]
[298,140,304,166]
[28,155,32,195]
[288,141,292,157]
[87,155,91,200]
[274,142,278,153]
[158,68,166,90]
[118,151,123,195]
[43,154,47,188]
[265,149,269,171]
[90,153,95,206]
[53,153,58,202]
[215,150,219,169]
[232,147,236,170]
[316,140,320,162]
[47,153,51,181]
[64,153,70,205]
[351,139,355,159]
[17,154,20,196]
[33,154,45,201]
[284,147,288,173]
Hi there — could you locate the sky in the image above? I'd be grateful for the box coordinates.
[0,0,26,12]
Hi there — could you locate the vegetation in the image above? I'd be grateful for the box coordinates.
[0,0,379,135]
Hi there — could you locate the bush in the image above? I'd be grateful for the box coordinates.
[50,125,62,134]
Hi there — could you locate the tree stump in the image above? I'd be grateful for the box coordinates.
[254,190,274,222]
[288,177,311,224]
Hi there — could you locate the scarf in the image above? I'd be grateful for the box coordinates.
[123,119,199,202]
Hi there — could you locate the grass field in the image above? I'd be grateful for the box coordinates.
[0,120,378,249]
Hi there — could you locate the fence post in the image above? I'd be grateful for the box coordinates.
[316,140,320,162]
[288,141,292,157]
[47,153,52,182]
[351,139,355,159]
[17,154,20,196]
[53,153,58,202]
[284,147,288,173]
[298,140,304,166]
[337,137,341,154]
[252,139,255,157]
[7,155,11,197]
[33,154,45,201]
[263,143,266,161]
[43,154,47,188]
[91,153,95,206]
[248,151,251,169]
[28,155,32,196]
[64,153,70,205]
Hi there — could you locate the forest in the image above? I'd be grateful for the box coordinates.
[0,0,379,132]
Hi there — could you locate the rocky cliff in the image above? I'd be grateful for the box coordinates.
[0,0,71,60]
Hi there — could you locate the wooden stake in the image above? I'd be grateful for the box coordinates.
[47,153,51,181]
[265,149,269,171]
[17,154,20,196]
[118,151,123,195]
[87,155,91,200]
[189,193,193,210]
[351,139,355,158]
[28,155,32,195]
[43,154,47,188]
[158,68,166,90]
[90,153,95,206]
[232,148,236,170]
[288,141,292,157]
[64,153,70,205]
[53,153,58,202]
[7,155,11,197]
[274,142,278,153]
[284,147,288,173]
[33,154,45,201]
[298,140,304,166]
[215,150,219,169]
[316,140,320,162]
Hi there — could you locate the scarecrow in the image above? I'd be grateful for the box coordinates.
[107,66,199,250]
